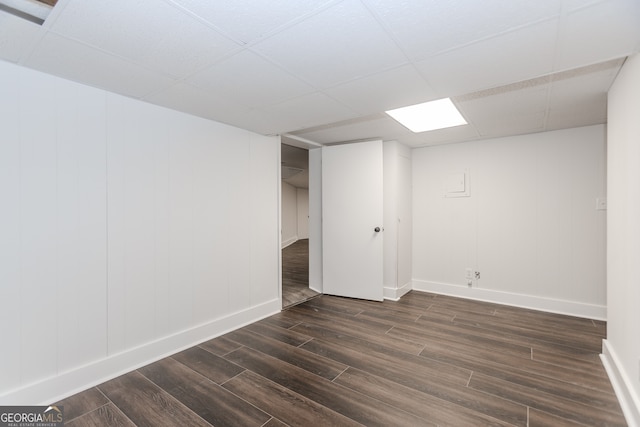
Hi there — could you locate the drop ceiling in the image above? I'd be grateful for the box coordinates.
[1,0,639,148]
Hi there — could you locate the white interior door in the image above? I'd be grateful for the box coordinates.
[322,140,384,301]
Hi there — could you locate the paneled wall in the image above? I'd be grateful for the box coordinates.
[604,53,640,425]
[383,141,412,300]
[412,125,606,318]
[0,60,280,404]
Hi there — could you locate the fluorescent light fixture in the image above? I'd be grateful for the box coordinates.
[385,98,467,133]
[0,0,55,25]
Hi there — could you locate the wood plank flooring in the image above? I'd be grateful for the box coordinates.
[281,239,319,308]
[55,292,626,426]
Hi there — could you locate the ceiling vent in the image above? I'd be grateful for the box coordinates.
[0,0,57,25]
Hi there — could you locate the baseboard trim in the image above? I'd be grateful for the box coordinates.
[0,298,281,406]
[384,281,413,301]
[601,340,640,427]
[281,236,298,249]
[411,280,606,320]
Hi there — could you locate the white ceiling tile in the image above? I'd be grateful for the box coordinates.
[547,64,619,113]
[0,12,43,63]
[323,65,438,115]
[416,19,559,97]
[50,0,241,78]
[477,112,547,138]
[169,0,335,44]
[185,51,315,108]
[555,0,640,70]
[457,86,550,119]
[457,86,549,136]
[411,124,481,147]
[23,33,175,99]
[364,0,562,60]
[251,0,408,89]
[146,81,254,127]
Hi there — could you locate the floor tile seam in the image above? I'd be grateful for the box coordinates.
[390,325,534,357]
[229,342,350,387]
[327,371,440,427]
[354,310,423,324]
[241,369,368,427]
[330,365,351,383]
[415,348,620,401]
[305,302,365,317]
[468,372,626,419]
[243,324,315,348]
[383,325,427,355]
[62,400,113,425]
[168,347,248,385]
[93,384,139,427]
[449,316,607,341]
[228,330,351,376]
[527,356,613,380]
[299,335,473,389]
[445,321,603,353]
[217,371,286,426]
[338,367,521,427]
[231,348,417,427]
[284,320,303,330]
[442,348,612,386]
[465,377,562,425]
[197,340,242,358]
[295,318,410,346]
[528,406,599,427]
[110,370,215,427]
[305,324,464,367]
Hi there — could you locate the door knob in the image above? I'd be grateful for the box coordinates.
[374,227,381,232]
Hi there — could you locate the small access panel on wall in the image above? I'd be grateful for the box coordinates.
[444,169,470,198]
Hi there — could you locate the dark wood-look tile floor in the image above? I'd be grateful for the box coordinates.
[55,292,627,426]
[282,239,319,308]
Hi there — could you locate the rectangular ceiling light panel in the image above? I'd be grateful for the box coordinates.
[0,0,55,25]
[386,98,467,133]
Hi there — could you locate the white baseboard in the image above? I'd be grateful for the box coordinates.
[384,281,413,301]
[309,284,322,294]
[0,298,281,406]
[411,280,607,320]
[281,236,298,249]
[601,340,640,427]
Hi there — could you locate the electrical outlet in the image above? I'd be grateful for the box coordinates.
[475,271,481,280]
[465,268,473,280]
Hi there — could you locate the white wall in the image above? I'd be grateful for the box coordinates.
[603,53,640,426]
[281,181,298,247]
[308,148,323,293]
[297,188,309,239]
[0,60,280,404]
[412,125,607,318]
[383,141,413,300]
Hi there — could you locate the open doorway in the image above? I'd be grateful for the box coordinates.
[281,143,319,308]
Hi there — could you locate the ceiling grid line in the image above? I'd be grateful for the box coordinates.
[0,0,637,147]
